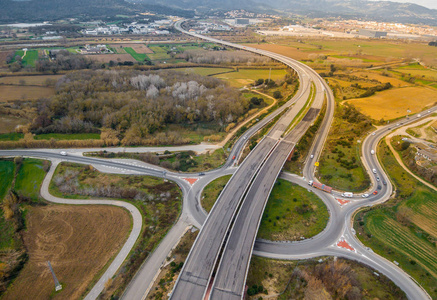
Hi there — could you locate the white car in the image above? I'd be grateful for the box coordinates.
[362,193,369,198]
[372,169,377,174]
[310,154,314,159]
[60,151,67,156]
[371,132,376,136]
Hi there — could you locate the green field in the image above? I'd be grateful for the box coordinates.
[0,158,47,251]
[257,179,329,241]
[14,158,47,201]
[34,133,101,140]
[147,46,171,61]
[0,160,15,200]
[124,47,149,62]
[21,50,38,67]
[393,63,437,81]
[354,141,437,298]
[201,175,232,213]
[214,69,288,87]
[0,132,24,141]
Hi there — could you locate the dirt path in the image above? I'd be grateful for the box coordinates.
[386,118,437,192]
[217,89,277,147]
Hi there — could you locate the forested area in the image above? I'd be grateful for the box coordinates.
[30,69,249,145]
[180,49,273,65]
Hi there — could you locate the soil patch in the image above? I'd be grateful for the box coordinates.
[2,205,131,300]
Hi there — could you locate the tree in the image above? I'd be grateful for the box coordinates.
[273,91,282,99]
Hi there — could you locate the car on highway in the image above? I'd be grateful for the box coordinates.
[371,150,375,155]
[371,132,376,136]
[232,155,236,160]
[372,168,377,174]
[377,185,382,190]
[60,151,67,156]
[376,176,380,181]
[362,193,369,198]
[383,180,387,185]
[310,154,314,159]
[199,172,205,176]
[373,191,378,195]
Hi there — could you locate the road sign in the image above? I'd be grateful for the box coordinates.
[315,162,319,167]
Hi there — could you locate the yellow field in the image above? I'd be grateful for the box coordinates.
[214,69,288,87]
[346,87,437,120]
[0,75,63,86]
[393,67,437,81]
[352,71,411,87]
[0,85,55,101]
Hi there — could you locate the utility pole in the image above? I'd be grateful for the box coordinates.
[47,261,62,292]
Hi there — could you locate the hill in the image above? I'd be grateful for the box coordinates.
[0,0,194,23]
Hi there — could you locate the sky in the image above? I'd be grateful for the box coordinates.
[369,0,437,9]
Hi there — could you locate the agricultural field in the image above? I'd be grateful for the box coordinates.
[354,141,437,298]
[346,86,437,120]
[257,179,328,241]
[246,256,407,299]
[117,43,153,53]
[147,45,172,61]
[2,205,131,300]
[0,85,54,101]
[214,68,288,87]
[84,54,136,63]
[10,50,39,67]
[0,75,62,86]
[124,47,149,62]
[201,175,232,213]
[393,63,437,82]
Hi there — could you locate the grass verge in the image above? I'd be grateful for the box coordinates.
[201,175,232,213]
[317,104,372,192]
[257,179,328,241]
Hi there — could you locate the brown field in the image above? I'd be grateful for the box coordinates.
[2,205,131,300]
[346,86,437,120]
[351,71,412,87]
[0,115,28,133]
[84,54,137,63]
[119,43,153,54]
[0,75,63,86]
[0,85,54,101]
[0,51,10,67]
[243,43,318,61]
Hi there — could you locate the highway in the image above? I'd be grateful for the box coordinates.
[1,20,436,300]
[170,20,331,300]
